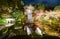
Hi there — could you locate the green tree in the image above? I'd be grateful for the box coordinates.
[35,4,46,10]
[54,5,60,11]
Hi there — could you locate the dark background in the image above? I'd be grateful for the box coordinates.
[23,0,60,7]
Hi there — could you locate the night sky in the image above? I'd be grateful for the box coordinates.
[23,0,60,7]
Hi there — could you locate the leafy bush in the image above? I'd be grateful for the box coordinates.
[38,12,60,36]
